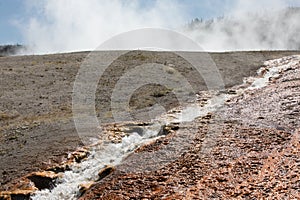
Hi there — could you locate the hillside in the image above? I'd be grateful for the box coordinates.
[0,50,299,199]
[82,55,300,199]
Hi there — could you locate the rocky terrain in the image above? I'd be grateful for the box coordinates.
[0,51,299,199]
[80,55,300,199]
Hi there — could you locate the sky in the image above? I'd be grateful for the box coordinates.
[0,0,24,44]
[0,0,232,45]
[0,0,299,52]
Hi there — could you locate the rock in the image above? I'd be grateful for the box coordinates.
[27,171,62,190]
[258,67,269,76]
[79,181,95,197]
[202,113,213,120]
[228,90,237,95]
[123,126,144,136]
[158,123,179,136]
[0,189,36,200]
[121,122,155,136]
[97,165,115,181]
[46,164,71,173]
[164,65,176,75]
[68,148,90,163]
[103,122,154,143]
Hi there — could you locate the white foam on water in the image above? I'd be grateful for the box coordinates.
[32,127,161,200]
[31,55,300,200]
[159,93,227,124]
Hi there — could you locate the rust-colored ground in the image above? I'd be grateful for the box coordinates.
[1,51,299,198]
[81,56,300,199]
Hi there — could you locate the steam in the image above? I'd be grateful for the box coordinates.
[185,5,300,51]
[18,0,300,53]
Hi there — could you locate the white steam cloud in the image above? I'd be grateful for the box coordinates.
[21,0,187,53]
[185,7,300,51]
[19,0,300,53]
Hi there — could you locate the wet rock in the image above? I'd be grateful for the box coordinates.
[228,90,237,95]
[97,165,115,181]
[102,122,153,143]
[0,189,35,200]
[79,181,95,197]
[68,148,90,163]
[202,113,213,120]
[46,164,71,173]
[158,123,179,136]
[27,171,62,190]
[123,126,144,136]
[121,122,154,136]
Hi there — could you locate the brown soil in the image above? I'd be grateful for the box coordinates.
[80,55,300,199]
[0,50,299,191]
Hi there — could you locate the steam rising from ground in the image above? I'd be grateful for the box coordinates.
[21,0,186,53]
[185,7,300,51]
[19,0,300,53]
